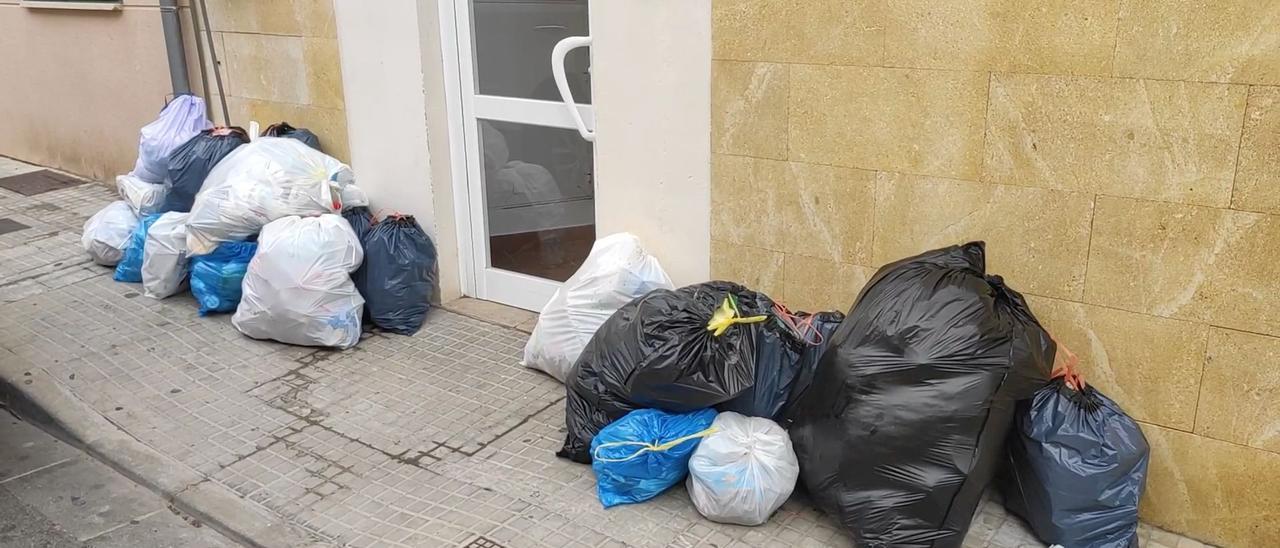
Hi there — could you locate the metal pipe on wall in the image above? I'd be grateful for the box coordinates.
[159,0,191,96]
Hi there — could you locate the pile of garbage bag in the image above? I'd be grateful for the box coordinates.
[81,201,138,266]
[233,215,365,349]
[524,233,674,383]
[130,95,212,183]
[786,243,1056,547]
[186,137,354,256]
[162,127,249,213]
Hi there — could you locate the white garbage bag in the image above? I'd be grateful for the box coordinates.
[81,201,139,266]
[186,137,354,256]
[130,94,211,182]
[686,412,800,526]
[522,233,673,382]
[117,174,168,216]
[142,212,191,299]
[339,184,369,210]
[232,215,364,349]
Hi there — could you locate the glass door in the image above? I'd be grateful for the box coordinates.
[452,0,595,311]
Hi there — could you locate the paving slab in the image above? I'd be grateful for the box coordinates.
[2,458,163,541]
[0,415,81,482]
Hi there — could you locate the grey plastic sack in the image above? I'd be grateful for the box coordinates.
[81,201,139,266]
[141,212,191,299]
[1001,379,1150,548]
[117,174,168,216]
[232,215,364,349]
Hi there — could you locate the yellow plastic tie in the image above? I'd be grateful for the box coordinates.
[592,426,720,463]
[706,295,767,337]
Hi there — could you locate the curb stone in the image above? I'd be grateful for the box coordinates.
[0,348,327,548]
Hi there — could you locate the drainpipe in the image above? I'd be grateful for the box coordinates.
[159,0,191,96]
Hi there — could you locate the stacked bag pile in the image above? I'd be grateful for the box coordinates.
[531,241,1150,548]
[81,94,440,350]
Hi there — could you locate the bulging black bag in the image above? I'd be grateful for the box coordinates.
[1001,379,1150,548]
[361,215,437,335]
[162,127,248,213]
[557,281,773,464]
[342,206,375,309]
[786,242,1055,548]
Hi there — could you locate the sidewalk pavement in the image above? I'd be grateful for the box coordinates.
[1,413,237,547]
[0,155,1207,548]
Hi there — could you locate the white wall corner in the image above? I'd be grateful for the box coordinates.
[333,0,462,301]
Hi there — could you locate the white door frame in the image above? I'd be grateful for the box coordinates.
[437,0,594,312]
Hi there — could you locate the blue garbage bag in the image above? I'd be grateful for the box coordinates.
[591,408,717,508]
[162,127,248,213]
[190,240,257,316]
[1001,379,1150,548]
[113,214,162,283]
[360,215,437,335]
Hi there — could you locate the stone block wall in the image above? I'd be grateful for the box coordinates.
[710,2,1280,546]
[197,0,349,161]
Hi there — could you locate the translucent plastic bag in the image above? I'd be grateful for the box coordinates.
[591,408,717,508]
[81,201,139,266]
[523,233,673,383]
[186,137,354,256]
[117,175,168,216]
[232,215,364,349]
[130,95,212,182]
[687,412,799,526]
[141,212,191,299]
[113,214,162,283]
[190,241,257,316]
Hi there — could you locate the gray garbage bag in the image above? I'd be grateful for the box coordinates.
[141,212,191,299]
[117,174,168,216]
[81,201,139,266]
[232,215,364,349]
[1001,379,1150,548]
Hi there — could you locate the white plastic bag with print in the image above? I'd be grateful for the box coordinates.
[522,233,674,383]
[186,137,354,256]
[142,212,192,299]
[117,174,168,216]
[130,94,212,182]
[232,215,364,349]
[81,201,139,266]
[686,412,800,526]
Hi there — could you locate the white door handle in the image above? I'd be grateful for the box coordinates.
[551,35,594,142]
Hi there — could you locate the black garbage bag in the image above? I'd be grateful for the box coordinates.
[718,310,843,422]
[262,122,322,152]
[786,242,1055,548]
[161,127,248,213]
[1001,379,1150,548]
[778,311,844,420]
[361,215,437,335]
[342,206,375,310]
[557,281,775,464]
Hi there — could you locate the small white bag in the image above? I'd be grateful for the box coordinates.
[141,212,191,299]
[186,137,354,256]
[117,174,168,216]
[81,201,139,266]
[232,215,364,349]
[686,412,800,526]
[522,233,674,382]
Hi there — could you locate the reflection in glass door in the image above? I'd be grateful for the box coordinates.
[452,0,595,310]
